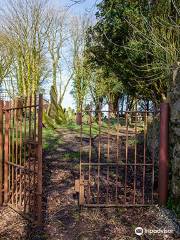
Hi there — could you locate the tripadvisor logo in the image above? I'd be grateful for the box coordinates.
[135,227,173,236]
[135,227,143,236]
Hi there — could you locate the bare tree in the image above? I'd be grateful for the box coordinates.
[0,0,49,97]
[0,33,13,84]
[46,7,74,105]
[70,15,90,110]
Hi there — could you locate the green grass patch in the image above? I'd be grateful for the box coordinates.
[43,127,63,151]
[59,121,115,137]
[62,151,80,159]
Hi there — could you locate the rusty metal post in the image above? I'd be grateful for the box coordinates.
[159,102,169,206]
[0,100,3,205]
[4,101,10,204]
[37,94,43,224]
[76,112,82,125]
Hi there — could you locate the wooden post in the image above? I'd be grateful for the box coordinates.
[159,102,169,206]
[0,100,3,205]
[37,94,43,224]
[4,101,10,204]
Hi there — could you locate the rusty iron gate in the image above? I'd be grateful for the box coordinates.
[0,94,43,224]
[75,104,166,207]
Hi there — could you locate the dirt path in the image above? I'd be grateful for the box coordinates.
[42,129,180,240]
[0,128,179,239]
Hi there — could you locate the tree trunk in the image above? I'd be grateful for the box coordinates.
[95,97,103,119]
[121,95,125,114]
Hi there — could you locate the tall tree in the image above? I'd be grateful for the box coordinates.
[70,16,90,110]
[0,0,49,97]
[85,0,180,105]
[46,8,74,105]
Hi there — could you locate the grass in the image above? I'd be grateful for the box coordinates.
[62,152,80,159]
[59,120,122,137]
[42,117,146,152]
[59,122,98,137]
[43,127,63,151]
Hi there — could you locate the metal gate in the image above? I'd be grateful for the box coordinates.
[0,94,43,224]
[75,105,161,207]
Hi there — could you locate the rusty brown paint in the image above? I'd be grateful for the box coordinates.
[133,112,137,204]
[88,106,92,203]
[124,112,128,204]
[15,98,19,207]
[33,94,37,217]
[0,100,3,205]
[23,97,27,213]
[0,94,43,223]
[115,110,120,203]
[37,94,43,224]
[151,113,155,204]
[76,112,82,125]
[79,103,83,206]
[19,99,23,206]
[78,107,159,207]
[79,175,85,205]
[11,100,15,205]
[142,111,147,204]
[4,101,10,203]
[97,104,102,204]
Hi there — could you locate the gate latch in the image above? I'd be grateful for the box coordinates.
[75,176,85,205]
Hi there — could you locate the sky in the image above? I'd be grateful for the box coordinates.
[0,0,100,108]
[53,0,99,16]
[45,0,100,109]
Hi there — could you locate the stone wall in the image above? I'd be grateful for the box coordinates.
[169,66,180,203]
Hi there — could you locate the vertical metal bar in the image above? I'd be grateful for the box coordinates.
[115,108,119,203]
[12,100,15,205]
[106,164,109,204]
[33,94,36,217]
[124,112,128,204]
[4,102,10,203]
[28,96,32,212]
[97,104,101,204]
[23,97,27,212]
[0,100,3,205]
[79,103,85,206]
[106,104,110,204]
[151,113,155,204]
[19,100,23,206]
[8,107,11,204]
[133,112,137,204]
[88,106,92,204]
[37,94,43,224]
[142,111,147,204]
[107,108,110,161]
[159,103,169,206]
[79,104,82,179]
[34,94,37,140]
[76,112,82,125]
[29,96,32,139]
[15,98,18,207]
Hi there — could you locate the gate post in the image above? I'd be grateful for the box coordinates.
[76,112,82,125]
[159,102,169,206]
[4,101,10,204]
[0,100,3,205]
[37,94,43,225]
